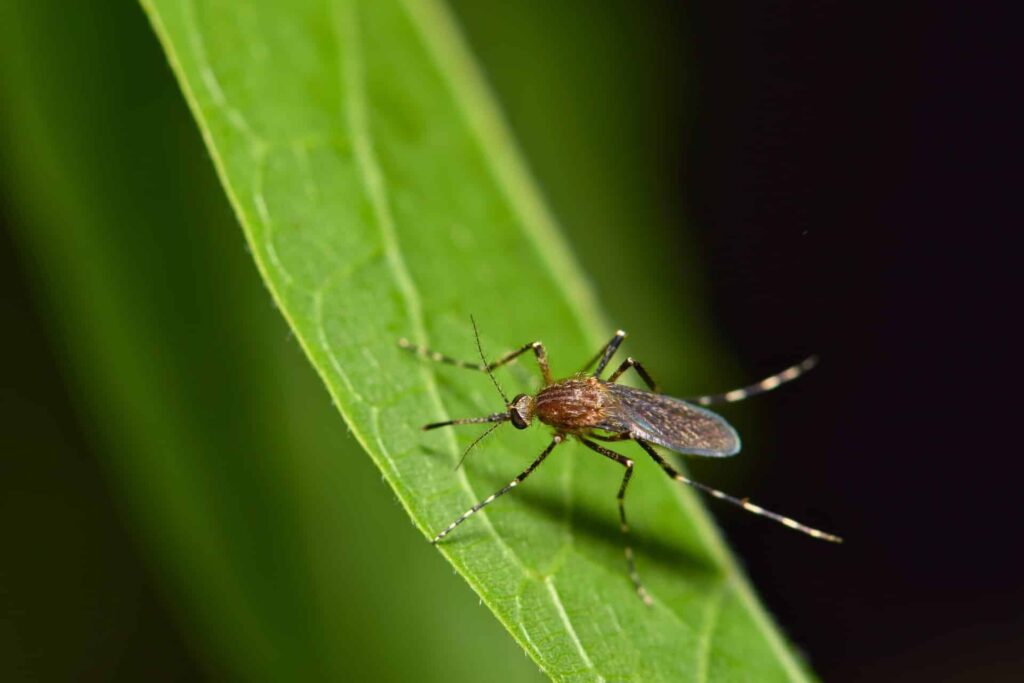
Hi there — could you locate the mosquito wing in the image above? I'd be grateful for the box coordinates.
[602,383,741,457]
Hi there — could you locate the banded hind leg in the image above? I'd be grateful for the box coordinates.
[580,437,652,605]
[602,349,817,404]
[635,439,842,542]
[686,356,819,406]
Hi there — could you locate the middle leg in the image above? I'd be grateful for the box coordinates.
[579,436,653,605]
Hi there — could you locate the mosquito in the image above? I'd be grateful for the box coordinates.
[400,319,841,604]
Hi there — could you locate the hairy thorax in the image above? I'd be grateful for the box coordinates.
[534,377,612,432]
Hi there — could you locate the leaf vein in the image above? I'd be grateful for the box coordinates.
[335,0,528,576]
[182,0,261,146]
[252,146,294,286]
[545,576,605,682]
[696,584,728,683]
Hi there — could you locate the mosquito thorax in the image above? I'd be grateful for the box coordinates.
[508,393,536,429]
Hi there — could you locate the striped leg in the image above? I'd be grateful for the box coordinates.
[687,356,819,406]
[636,439,842,543]
[606,357,660,392]
[577,330,627,377]
[432,435,563,543]
[580,437,652,605]
[399,337,552,385]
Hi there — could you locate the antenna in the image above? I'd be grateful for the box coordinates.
[455,420,504,470]
[471,315,508,404]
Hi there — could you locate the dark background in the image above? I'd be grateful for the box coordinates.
[676,2,1021,680]
[2,1,1019,681]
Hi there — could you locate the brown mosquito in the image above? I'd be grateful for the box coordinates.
[400,319,841,604]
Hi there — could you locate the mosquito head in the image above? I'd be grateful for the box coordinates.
[508,393,536,430]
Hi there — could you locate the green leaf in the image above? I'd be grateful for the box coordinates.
[137,0,816,680]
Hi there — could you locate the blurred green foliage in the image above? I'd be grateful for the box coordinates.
[0,0,809,681]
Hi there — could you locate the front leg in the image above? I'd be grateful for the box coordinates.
[432,436,563,542]
[580,437,652,605]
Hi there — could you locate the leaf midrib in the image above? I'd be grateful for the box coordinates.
[338,0,578,675]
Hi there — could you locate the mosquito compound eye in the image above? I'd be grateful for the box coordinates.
[510,409,528,430]
[508,393,532,429]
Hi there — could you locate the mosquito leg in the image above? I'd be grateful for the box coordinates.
[432,435,563,543]
[635,439,842,542]
[580,437,653,605]
[399,338,552,384]
[606,357,660,392]
[578,330,627,377]
[588,431,633,442]
[686,356,818,406]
